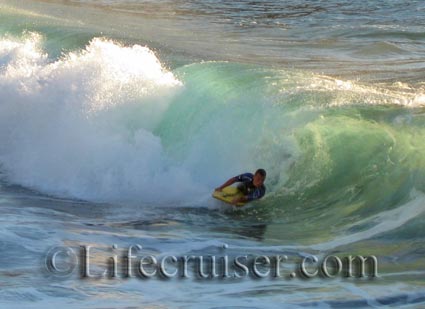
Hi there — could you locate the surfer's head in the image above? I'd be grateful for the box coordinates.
[253,169,266,187]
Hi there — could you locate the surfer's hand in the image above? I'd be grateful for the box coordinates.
[215,187,222,192]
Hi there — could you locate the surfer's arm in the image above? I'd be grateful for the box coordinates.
[216,173,251,191]
[235,187,266,204]
[231,195,248,205]
[215,177,237,192]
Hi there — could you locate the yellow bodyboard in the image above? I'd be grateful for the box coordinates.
[212,186,246,207]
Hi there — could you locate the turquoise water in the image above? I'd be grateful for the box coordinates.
[0,0,425,307]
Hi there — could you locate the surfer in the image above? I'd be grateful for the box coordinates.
[215,169,266,205]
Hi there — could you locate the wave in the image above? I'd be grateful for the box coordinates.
[0,32,425,222]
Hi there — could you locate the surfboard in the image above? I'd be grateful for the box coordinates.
[212,186,246,207]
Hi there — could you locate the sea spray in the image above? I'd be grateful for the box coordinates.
[0,33,203,203]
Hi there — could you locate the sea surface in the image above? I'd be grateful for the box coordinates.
[0,0,425,307]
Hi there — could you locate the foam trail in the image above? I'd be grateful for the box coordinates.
[311,190,425,251]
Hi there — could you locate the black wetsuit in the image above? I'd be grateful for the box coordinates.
[235,173,266,201]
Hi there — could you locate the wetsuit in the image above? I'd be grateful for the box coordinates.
[235,173,266,202]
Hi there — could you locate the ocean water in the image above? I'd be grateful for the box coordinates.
[0,0,425,307]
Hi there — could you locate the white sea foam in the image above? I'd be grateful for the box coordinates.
[0,32,205,204]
